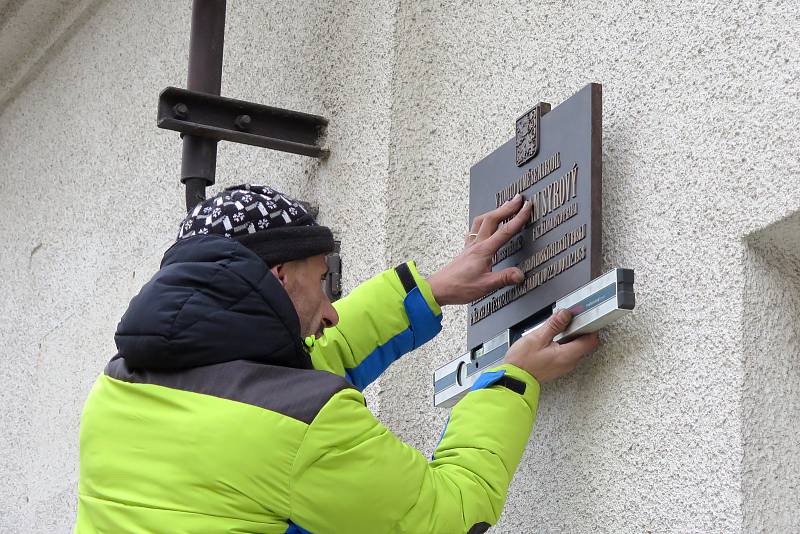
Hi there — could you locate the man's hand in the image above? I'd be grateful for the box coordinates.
[505,309,599,382]
[428,194,531,306]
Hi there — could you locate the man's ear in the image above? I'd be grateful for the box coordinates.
[270,263,287,286]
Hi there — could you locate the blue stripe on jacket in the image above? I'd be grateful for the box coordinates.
[285,521,312,533]
[344,287,442,391]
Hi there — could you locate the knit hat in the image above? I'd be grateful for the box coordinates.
[177,184,334,266]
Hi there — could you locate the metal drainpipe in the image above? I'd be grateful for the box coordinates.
[181,0,227,212]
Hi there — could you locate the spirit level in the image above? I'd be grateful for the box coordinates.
[433,268,635,408]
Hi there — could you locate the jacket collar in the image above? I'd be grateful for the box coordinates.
[114,235,312,371]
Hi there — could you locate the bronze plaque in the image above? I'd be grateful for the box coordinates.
[467,83,602,350]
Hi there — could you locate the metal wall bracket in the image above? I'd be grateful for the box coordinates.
[158,87,329,158]
[166,0,332,211]
[298,201,341,301]
[325,241,342,302]
[297,201,320,219]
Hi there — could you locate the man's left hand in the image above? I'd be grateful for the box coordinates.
[428,194,531,306]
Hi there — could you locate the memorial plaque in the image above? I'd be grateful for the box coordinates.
[467,83,602,350]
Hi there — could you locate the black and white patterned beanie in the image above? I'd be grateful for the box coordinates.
[177,184,334,266]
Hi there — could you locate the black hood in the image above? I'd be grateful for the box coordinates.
[114,234,312,371]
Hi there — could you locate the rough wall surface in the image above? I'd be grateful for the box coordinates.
[0,0,798,532]
[742,214,800,532]
[0,0,397,530]
[0,0,106,111]
[380,1,799,532]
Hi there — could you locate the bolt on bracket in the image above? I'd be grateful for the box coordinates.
[158,87,329,158]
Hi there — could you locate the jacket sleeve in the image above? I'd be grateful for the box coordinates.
[289,364,540,534]
[307,261,442,390]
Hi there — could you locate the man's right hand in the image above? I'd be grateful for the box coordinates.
[505,309,599,383]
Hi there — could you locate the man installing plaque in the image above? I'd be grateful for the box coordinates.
[76,185,598,533]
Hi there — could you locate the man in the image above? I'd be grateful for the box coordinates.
[76,184,598,533]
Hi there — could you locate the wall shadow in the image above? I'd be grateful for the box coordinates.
[741,210,800,531]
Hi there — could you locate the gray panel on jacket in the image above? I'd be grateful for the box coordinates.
[106,357,354,424]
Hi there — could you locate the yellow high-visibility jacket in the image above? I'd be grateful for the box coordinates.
[76,234,540,533]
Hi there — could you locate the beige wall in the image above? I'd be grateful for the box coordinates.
[743,213,800,532]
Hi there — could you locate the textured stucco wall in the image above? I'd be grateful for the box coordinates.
[380,0,800,531]
[742,214,800,532]
[0,0,106,110]
[378,1,800,532]
[1,0,799,532]
[0,0,397,530]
